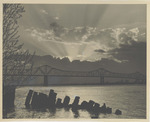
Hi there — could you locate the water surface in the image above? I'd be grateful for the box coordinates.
[7,84,146,119]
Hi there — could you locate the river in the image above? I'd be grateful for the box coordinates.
[6,84,146,119]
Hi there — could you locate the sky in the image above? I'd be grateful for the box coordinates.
[17,4,146,73]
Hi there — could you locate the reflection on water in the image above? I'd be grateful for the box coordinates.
[49,107,56,116]
[72,109,80,118]
[5,84,146,119]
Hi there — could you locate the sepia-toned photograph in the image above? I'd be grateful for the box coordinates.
[1,3,148,120]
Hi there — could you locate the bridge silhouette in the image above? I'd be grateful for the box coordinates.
[4,65,146,86]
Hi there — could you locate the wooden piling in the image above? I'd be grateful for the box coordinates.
[88,100,95,111]
[80,101,88,109]
[72,96,80,106]
[93,103,100,113]
[100,103,107,113]
[31,92,38,109]
[48,89,57,108]
[38,93,48,108]
[56,98,63,108]
[115,109,122,115]
[25,90,33,108]
[63,96,70,107]
[72,96,80,110]
[106,107,112,114]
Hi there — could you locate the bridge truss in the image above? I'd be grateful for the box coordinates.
[4,65,146,86]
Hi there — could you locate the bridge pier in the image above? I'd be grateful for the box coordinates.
[44,75,48,86]
[100,76,104,85]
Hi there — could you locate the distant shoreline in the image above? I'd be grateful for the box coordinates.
[15,83,146,87]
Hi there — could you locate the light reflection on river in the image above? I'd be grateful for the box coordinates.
[7,84,146,119]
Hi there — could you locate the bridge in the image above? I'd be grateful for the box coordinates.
[4,65,146,86]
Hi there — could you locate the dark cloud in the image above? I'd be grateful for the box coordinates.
[110,41,146,74]
[95,49,106,53]
[119,33,134,45]
[49,22,65,37]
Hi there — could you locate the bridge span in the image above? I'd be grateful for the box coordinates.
[4,65,146,86]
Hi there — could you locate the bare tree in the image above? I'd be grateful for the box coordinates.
[3,4,34,86]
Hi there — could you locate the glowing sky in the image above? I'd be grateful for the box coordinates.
[18,4,146,63]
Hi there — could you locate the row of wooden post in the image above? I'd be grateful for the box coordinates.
[25,89,122,115]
